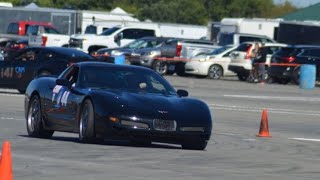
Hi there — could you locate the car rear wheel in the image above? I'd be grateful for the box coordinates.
[208,65,223,79]
[79,99,95,143]
[27,95,54,138]
[152,60,167,75]
[181,138,208,150]
[292,67,300,85]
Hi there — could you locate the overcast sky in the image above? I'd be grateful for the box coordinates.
[274,0,320,7]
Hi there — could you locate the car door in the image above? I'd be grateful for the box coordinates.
[46,65,80,130]
[0,59,15,88]
[219,48,236,75]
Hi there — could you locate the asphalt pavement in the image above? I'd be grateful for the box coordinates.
[0,76,320,180]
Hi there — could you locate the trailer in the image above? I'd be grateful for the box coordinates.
[277,21,320,45]
[208,18,282,42]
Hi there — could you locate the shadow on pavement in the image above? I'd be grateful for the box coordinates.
[18,134,182,150]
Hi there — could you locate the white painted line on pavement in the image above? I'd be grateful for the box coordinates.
[224,94,320,102]
[289,138,320,142]
[209,104,320,117]
[0,117,24,121]
[0,93,23,97]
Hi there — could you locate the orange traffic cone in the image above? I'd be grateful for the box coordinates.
[257,109,271,137]
[0,141,13,180]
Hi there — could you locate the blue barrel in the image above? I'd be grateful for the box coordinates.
[114,55,125,65]
[299,64,316,89]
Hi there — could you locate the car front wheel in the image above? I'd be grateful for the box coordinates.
[208,64,223,79]
[26,95,54,138]
[79,99,95,143]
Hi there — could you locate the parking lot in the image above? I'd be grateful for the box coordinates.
[0,75,319,180]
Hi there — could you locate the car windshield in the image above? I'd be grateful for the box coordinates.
[100,27,120,36]
[206,46,231,55]
[218,33,233,46]
[79,65,177,95]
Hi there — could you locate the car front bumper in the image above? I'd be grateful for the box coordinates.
[96,116,212,144]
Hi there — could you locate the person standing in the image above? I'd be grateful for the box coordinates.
[253,43,268,83]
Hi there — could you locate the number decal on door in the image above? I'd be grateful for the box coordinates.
[52,85,70,106]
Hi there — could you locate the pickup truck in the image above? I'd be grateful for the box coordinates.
[0,21,70,47]
[159,38,219,75]
[69,25,161,54]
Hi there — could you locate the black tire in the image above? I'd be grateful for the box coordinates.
[176,63,186,76]
[79,99,95,143]
[152,60,167,75]
[181,138,208,150]
[275,78,290,85]
[237,73,248,81]
[26,95,54,138]
[208,64,223,79]
[291,67,300,85]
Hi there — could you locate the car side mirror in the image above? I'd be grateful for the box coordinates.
[56,79,72,89]
[177,89,188,97]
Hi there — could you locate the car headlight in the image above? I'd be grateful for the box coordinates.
[82,39,88,42]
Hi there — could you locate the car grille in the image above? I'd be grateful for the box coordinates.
[153,119,176,131]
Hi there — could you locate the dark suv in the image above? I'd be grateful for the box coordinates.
[0,47,95,93]
[268,45,320,84]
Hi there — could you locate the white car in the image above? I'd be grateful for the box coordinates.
[228,42,288,81]
[185,45,237,79]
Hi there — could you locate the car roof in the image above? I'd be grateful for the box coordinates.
[240,42,288,47]
[77,61,154,72]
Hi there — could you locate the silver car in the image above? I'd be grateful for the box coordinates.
[185,45,236,79]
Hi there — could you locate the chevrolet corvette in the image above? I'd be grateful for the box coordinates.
[24,62,212,150]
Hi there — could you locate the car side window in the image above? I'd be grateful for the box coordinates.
[138,30,156,38]
[298,49,311,57]
[60,66,79,85]
[15,49,40,61]
[122,29,137,39]
[223,50,233,57]
[267,47,280,55]
[308,49,320,57]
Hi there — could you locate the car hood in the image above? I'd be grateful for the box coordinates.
[92,89,188,117]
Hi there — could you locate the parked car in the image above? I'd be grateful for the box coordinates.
[184,45,237,79]
[69,25,161,54]
[159,38,219,76]
[128,37,174,75]
[269,45,320,84]
[228,42,288,81]
[25,62,212,150]
[95,37,169,63]
[0,47,95,93]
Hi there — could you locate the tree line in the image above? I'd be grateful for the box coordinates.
[5,0,297,25]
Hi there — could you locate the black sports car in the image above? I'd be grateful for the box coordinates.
[24,62,212,150]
